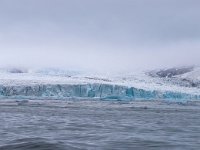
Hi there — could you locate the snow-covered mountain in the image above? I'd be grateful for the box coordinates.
[148,66,200,89]
[0,67,199,101]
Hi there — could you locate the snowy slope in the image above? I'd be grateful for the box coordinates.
[0,67,199,101]
[178,67,200,81]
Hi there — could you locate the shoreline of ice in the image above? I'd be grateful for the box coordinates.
[0,67,199,101]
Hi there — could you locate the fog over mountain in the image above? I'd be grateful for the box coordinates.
[0,0,199,72]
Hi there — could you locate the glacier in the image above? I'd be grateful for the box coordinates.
[0,83,199,102]
[0,67,199,101]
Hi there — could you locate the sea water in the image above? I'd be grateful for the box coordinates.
[0,100,200,150]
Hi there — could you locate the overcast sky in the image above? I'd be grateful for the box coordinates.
[0,0,199,72]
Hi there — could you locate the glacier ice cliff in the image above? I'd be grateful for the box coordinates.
[0,83,199,101]
[0,67,199,101]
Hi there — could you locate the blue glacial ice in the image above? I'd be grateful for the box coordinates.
[0,83,199,101]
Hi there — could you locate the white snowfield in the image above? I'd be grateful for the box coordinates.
[178,67,200,81]
[0,67,199,101]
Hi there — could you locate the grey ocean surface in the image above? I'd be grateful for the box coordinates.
[0,100,200,150]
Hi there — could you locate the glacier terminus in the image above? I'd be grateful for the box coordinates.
[0,67,199,102]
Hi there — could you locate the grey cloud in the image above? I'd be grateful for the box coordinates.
[0,0,199,72]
